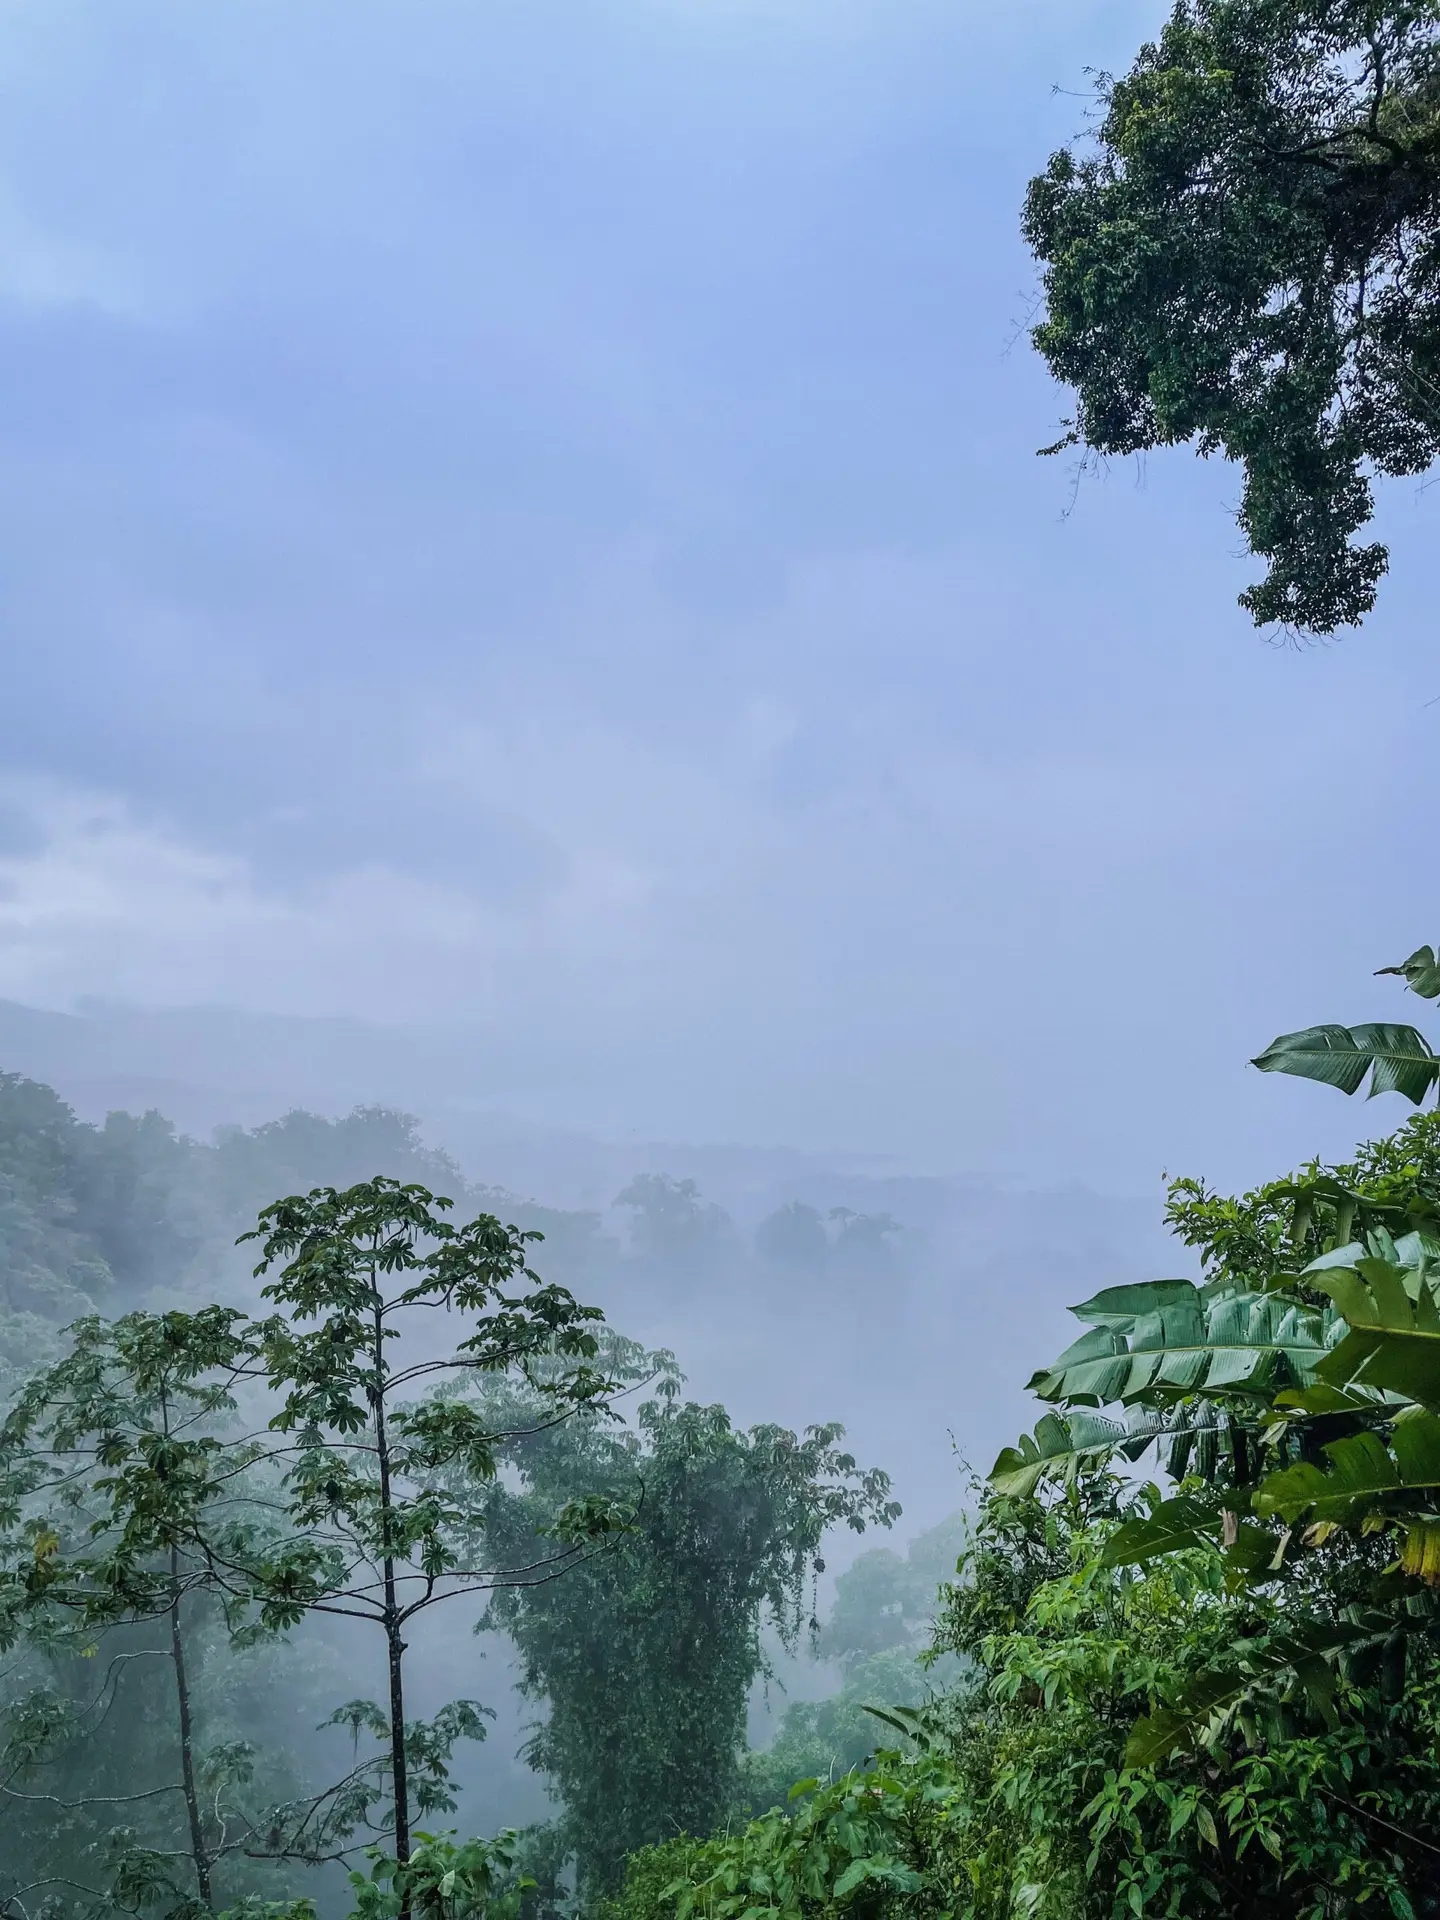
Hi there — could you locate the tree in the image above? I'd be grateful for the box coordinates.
[754,1204,828,1270]
[0,1308,296,1917]
[612,1178,734,1264]
[0,1075,195,1399]
[820,1514,966,1669]
[237,1178,627,1902]
[481,1384,899,1895]
[1023,0,1440,632]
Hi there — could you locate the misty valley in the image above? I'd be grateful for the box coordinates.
[12,931,1440,1920]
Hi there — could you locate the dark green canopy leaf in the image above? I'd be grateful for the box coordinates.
[989,1407,1172,1497]
[1126,1616,1367,1766]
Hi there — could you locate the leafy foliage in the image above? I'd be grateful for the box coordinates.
[1255,945,1440,1110]
[0,1308,308,1917]
[623,1478,1440,1920]
[237,1177,630,1876]
[1023,0,1440,631]
[483,1385,899,1896]
[737,1518,966,1816]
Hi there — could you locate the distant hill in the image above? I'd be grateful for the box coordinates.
[0,996,1180,1526]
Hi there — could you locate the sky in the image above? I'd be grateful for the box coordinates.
[0,0,1436,1196]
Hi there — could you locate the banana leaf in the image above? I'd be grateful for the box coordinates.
[990,1407,1177,1498]
[1255,1409,1440,1580]
[1305,1248,1440,1409]
[1029,1280,1333,1410]
[1252,1023,1439,1104]
[1377,945,1440,1000]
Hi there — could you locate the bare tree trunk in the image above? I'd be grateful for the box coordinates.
[373,1300,411,1918]
[169,1544,213,1910]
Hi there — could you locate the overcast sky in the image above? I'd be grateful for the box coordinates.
[0,0,1434,1194]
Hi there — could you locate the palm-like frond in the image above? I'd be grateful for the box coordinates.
[1125,1615,1384,1767]
[1027,1280,1334,1409]
[1101,1493,1277,1577]
[989,1407,1177,1498]
[1251,1023,1439,1103]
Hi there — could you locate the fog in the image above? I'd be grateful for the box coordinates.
[0,0,1436,1908]
[0,0,1434,1207]
[0,1000,1179,1867]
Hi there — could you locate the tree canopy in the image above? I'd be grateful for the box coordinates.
[483,1385,899,1896]
[1024,0,1440,632]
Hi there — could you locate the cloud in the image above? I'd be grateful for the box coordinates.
[0,183,146,317]
[0,0,1432,1193]
[0,775,660,1019]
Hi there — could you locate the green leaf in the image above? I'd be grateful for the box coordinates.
[1256,1410,1440,1526]
[1030,1283,1330,1409]
[1069,1281,1206,1327]
[1377,947,1440,1001]
[1252,1024,1440,1105]
[989,1407,1170,1497]
[1124,1616,1367,1765]
[860,1704,935,1753]
[1101,1494,1223,1567]
[1102,1494,1276,1575]
[1307,1253,1440,1408]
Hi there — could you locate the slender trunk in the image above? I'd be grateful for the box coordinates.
[160,1379,213,1912]
[170,1544,213,1909]
[373,1300,411,1909]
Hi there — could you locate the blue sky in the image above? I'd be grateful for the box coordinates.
[0,0,1435,1192]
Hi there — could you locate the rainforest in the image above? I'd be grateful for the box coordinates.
[10,958,1440,1919]
[1,0,1438,1915]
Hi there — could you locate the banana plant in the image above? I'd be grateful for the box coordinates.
[1253,945,1440,1104]
[1023,1278,1336,1416]
[990,960,1440,1770]
[993,1401,1253,1500]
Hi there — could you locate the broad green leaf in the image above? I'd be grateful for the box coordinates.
[1307,1255,1440,1408]
[1024,1326,1130,1405]
[1102,1494,1276,1575]
[1030,1284,1330,1410]
[1101,1494,1223,1567]
[1252,1024,1440,1105]
[989,1408,1170,1497]
[1069,1281,1206,1328]
[861,1704,936,1753]
[1377,946,1440,1001]
[1257,1412,1440,1525]
[1256,1410,1440,1580]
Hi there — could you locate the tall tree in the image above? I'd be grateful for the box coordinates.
[238,1178,628,1908]
[1023,0,1440,632]
[482,1385,899,1895]
[0,1308,290,1917]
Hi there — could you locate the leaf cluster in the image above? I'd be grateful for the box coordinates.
[1024,0,1440,630]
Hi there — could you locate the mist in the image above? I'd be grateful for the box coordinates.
[1,0,1437,1914]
